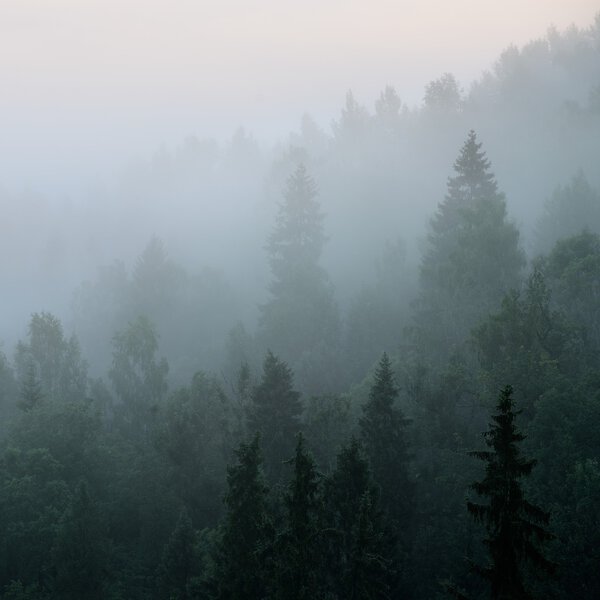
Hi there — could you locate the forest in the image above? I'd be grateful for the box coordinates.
[1,13,600,600]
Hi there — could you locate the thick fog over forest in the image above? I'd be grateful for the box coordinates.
[1,3,600,599]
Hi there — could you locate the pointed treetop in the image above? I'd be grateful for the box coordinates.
[369,352,399,407]
[446,130,500,207]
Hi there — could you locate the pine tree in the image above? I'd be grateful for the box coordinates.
[360,353,412,528]
[275,434,325,600]
[468,386,554,600]
[325,438,394,599]
[416,130,524,362]
[259,164,339,390]
[247,351,302,483]
[214,434,272,600]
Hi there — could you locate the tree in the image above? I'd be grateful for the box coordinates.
[109,315,169,438]
[18,362,43,413]
[534,171,600,255]
[258,164,340,392]
[274,434,325,600]
[423,73,462,116]
[473,268,583,419]
[325,438,394,600]
[214,434,272,600]
[360,353,412,528]
[52,481,106,600]
[247,352,302,483]
[157,508,200,600]
[415,130,524,362]
[467,386,554,599]
[14,313,88,404]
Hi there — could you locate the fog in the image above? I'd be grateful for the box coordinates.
[3,8,600,377]
[2,3,600,598]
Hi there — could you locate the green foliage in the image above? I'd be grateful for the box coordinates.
[539,231,600,349]
[248,352,302,483]
[52,481,107,600]
[109,315,169,438]
[274,434,325,600]
[213,434,273,600]
[14,313,88,405]
[303,394,351,473]
[474,268,583,418]
[157,509,200,600]
[468,386,554,600]
[259,164,340,392]
[360,353,412,527]
[416,131,524,362]
[325,438,394,600]
[156,372,230,527]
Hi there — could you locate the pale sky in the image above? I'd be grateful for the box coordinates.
[0,0,598,190]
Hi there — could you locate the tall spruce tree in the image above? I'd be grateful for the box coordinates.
[259,164,340,391]
[360,353,412,528]
[416,130,524,362]
[248,351,302,483]
[275,434,325,600]
[468,386,554,600]
[214,434,272,600]
[325,438,394,600]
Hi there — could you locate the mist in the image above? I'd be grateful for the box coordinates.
[1,4,600,599]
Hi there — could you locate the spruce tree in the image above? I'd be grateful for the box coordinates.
[259,164,339,391]
[468,386,554,600]
[325,438,394,600]
[214,434,272,600]
[248,351,302,483]
[416,130,524,362]
[275,434,324,600]
[360,353,412,528]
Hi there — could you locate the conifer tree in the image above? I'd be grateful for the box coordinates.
[259,164,339,388]
[157,508,199,600]
[325,438,394,599]
[275,434,324,600]
[360,353,412,527]
[468,386,554,599]
[248,351,302,483]
[416,130,524,361]
[215,434,272,600]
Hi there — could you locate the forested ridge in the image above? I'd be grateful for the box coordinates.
[1,16,600,600]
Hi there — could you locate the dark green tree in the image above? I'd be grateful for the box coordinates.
[360,353,412,528]
[468,386,554,600]
[274,434,325,600]
[52,481,106,600]
[416,130,524,362]
[248,351,302,483]
[214,434,272,600]
[157,508,200,600]
[325,438,394,600]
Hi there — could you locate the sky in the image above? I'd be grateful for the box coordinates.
[0,0,598,192]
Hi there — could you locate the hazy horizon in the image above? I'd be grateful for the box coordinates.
[1,1,598,193]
